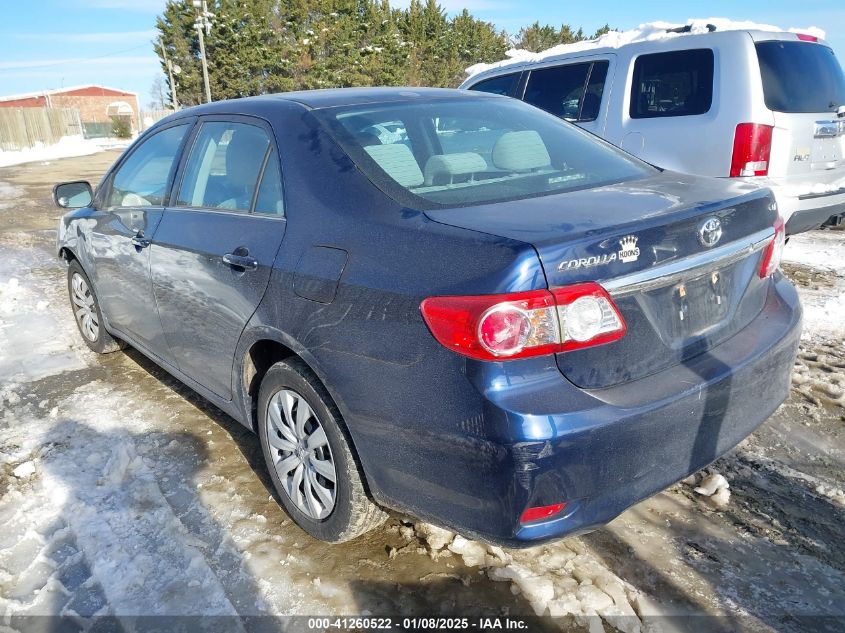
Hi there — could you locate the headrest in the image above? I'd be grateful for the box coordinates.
[423,152,487,185]
[491,130,551,172]
[364,144,424,188]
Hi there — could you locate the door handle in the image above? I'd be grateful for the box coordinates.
[131,232,151,249]
[222,253,258,271]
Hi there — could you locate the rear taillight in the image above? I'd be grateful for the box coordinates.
[730,123,773,177]
[520,502,566,525]
[796,33,819,42]
[420,283,626,361]
[759,216,786,278]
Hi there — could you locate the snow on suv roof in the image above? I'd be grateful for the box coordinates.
[465,17,827,79]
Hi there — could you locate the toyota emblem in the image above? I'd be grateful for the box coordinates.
[698,217,722,248]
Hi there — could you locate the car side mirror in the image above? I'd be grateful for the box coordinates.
[53,181,93,209]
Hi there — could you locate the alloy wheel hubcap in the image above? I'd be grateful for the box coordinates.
[266,389,337,520]
[71,273,99,342]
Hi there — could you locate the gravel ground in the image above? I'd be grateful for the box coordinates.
[0,152,843,633]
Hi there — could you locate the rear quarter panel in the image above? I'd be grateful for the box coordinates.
[240,107,548,509]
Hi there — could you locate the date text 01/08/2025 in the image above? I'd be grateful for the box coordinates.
[306,617,530,630]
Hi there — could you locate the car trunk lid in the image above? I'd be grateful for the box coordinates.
[424,173,777,388]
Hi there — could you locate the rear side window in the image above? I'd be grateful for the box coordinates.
[630,49,714,118]
[522,61,609,122]
[468,73,520,96]
[177,121,274,212]
[524,63,586,120]
[756,41,845,113]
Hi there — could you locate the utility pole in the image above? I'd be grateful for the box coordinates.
[158,38,180,110]
[192,0,213,103]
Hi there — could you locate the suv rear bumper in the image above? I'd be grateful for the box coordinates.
[455,275,801,546]
[766,182,845,235]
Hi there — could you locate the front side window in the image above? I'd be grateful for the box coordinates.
[630,49,714,119]
[315,97,653,210]
[108,123,190,208]
[177,121,274,212]
[468,73,520,97]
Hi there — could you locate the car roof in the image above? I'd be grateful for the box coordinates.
[168,87,497,118]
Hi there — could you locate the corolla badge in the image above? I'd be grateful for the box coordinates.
[557,234,640,271]
[698,217,722,248]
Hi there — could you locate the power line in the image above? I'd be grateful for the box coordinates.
[0,43,153,72]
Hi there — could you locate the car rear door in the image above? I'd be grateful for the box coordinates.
[150,115,286,400]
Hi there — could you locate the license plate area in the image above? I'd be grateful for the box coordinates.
[668,270,730,338]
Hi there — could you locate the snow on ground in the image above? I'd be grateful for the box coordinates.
[782,229,845,340]
[0,136,132,169]
[1,152,844,629]
[0,183,24,210]
[0,243,91,385]
[466,18,826,77]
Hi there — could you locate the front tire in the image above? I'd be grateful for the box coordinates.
[67,260,124,354]
[257,358,387,542]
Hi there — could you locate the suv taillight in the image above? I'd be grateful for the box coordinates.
[759,216,786,278]
[420,283,627,361]
[730,123,773,177]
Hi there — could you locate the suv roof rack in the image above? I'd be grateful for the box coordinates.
[666,24,717,34]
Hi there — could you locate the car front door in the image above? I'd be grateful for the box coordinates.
[150,116,286,400]
[91,119,194,358]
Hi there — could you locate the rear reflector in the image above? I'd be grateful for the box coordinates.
[759,216,786,278]
[420,283,626,361]
[520,503,566,524]
[730,123,773,177]
[796,33,819,42]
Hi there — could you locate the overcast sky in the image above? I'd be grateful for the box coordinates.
[1,0,842,105]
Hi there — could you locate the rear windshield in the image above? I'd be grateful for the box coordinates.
[313,97,653,210]
[756,41,845,113]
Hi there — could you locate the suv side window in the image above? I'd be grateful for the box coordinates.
[177,121,274,212]
[108,123,190,208]
[523,61,609,122]
[468,72,520,96]
[630,49,714,119]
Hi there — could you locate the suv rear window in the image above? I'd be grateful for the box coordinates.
[314,97,653,210]
[756,41,845,113]
[630,49,714,118]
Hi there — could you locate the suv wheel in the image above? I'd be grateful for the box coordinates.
[258,358,387,542]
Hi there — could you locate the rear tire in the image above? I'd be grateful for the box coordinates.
[67,260,124,354]
[257,358,387,542]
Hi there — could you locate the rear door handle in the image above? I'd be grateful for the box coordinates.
[131,232,151,249]
[222,253,258,271]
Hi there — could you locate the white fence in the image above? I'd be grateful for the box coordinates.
[0,107,83,151]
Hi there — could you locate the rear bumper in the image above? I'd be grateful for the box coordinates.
[766,182,845,235]
[450,275,802,546]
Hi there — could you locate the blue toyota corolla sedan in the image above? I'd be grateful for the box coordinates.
[53,88,801,545]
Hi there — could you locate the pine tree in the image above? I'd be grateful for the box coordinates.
[154,0,550,97]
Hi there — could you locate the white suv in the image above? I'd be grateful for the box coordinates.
[460,22,845,234]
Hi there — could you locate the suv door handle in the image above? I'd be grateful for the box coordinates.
[222,253,258,271]
[131,232,151,249]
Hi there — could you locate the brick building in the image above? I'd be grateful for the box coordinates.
[0,85,141,136]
